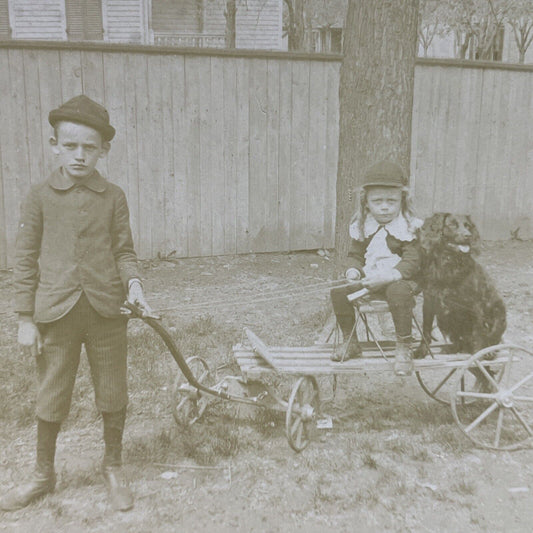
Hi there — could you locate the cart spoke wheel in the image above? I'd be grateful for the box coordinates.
[172,356,212,427]
[286,376,320,452]
[451,344,533,450]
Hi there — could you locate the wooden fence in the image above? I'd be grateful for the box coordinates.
[0,43,532,268]
[0,42,340,267]
[412,58,533,241]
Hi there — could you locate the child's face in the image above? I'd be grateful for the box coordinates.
[50,121,109,180]
[365,187,402,224]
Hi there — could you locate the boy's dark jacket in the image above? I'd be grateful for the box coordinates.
[348,232,421,281]
[15,169,139,322]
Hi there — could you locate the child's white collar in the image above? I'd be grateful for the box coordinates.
[350,213,422,242]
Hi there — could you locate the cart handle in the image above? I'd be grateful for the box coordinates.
[347,288,370,302]
[122,301,216,395]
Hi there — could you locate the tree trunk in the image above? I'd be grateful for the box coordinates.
[224,0,237,48]
[287,0,306,51]
[335,0,419,260]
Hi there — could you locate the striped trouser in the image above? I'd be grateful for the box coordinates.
[36,292,128,423]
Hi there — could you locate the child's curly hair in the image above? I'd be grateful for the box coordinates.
[350,185,419,239]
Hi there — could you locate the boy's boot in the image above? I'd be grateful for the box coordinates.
[0,419,59,511]
[102,407,133,512]
[394,335,414,376]
[331,316,362,362]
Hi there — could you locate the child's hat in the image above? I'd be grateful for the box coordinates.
[362,160,408,189]
[49,95,115,141]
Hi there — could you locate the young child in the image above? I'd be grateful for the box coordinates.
[330,160,422,376]
[0,95,151,512]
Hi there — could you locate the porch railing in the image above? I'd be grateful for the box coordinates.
[153,32,226,48]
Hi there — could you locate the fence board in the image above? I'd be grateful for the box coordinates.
[235,57,250,254]
[307,61,327,249]
[169,54,188,257]
[277,59,292,251]
[123,53,141,250]
[266,59,280,252]
[289,60,309,250]
[5,49,30,267]
[323,61,338,249]
[210,57,225,256]
[59,49,82,99]
[37,50,62,176]
[22,50,44,186]
[248,58,268,251]
[160,54,175,256]
[184,55,202,257]
[102,52,128,193]
[222,57,238,254]
[197,55,213,256]
[132,53,151,257]
[146,54,165,257]
[0,50,9,267]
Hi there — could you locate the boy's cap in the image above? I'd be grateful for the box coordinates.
[49,95,115,141]
[362,160,407,189]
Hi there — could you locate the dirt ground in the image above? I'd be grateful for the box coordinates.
[1,240,533,532]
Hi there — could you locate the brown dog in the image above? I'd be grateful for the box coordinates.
[415,213,506,357]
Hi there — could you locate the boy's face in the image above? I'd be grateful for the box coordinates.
[366,187,402,225]
[50,121,109,180]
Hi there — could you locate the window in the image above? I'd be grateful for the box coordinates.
[311,27,343,53]
[330,28,343,54]
[152,0,203,33]
[65,0,103,41]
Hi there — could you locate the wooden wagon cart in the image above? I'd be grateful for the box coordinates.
[124,293,533,453]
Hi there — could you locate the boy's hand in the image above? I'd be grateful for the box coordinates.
[361,269,402,290]
[18,318,42,356]
[127,279,154,316]
[345,268,361,281]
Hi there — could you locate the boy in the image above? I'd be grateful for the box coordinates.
[0,95,151,512]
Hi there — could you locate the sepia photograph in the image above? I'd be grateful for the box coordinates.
[0,0,533,531]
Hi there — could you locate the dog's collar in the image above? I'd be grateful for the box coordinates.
[350,213,422,242]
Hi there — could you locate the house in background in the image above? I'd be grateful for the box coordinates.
[0,0,283,50]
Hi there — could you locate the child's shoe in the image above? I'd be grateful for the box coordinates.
[0,466,55,511]
[102,464,133,512]
[394,335,414,376]
[330,336,362,362]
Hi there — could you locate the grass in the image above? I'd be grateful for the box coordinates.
[0,306,478,470]
[0,244,530,531]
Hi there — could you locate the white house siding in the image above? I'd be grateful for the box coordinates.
[10,0,64,40]
[203,0,225,36]
[235,0,281,50]
[103,0,143,43]
[202,0,282,50]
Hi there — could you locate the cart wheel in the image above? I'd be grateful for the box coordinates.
[451,344,533,450]
[172,356,212,427]
[416,363,504,406]
[286,376,320,452]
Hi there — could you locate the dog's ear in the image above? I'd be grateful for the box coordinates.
[418,213,449,253]
[466,215,481,254]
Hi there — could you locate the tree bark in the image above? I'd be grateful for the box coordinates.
[335,0,420,259]
[286,0,306,51]
[224,0,237,48]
